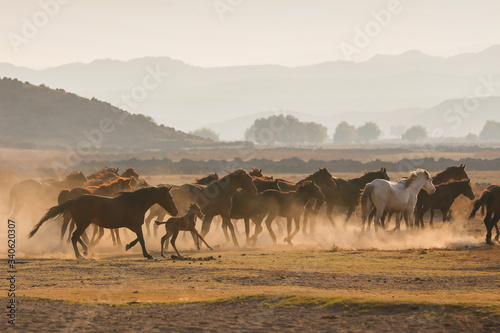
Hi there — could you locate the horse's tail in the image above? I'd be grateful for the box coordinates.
[469,190,491,220]
[361,183,374,221]
[480,204,486,217]
[28,200,73,238]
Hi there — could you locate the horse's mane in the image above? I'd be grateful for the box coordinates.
[87,167,119,180]
[115,186,157,201]
[64,171,87,182]
[433,164,468,182]
[194,173,219,184]
[436,178,470,187]
[400,169,430,188]
[88,176,131,190]
[121,167,140,178]
[215,169,249,185]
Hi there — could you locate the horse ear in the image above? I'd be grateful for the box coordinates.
[462,164,466,169]
[165,186,172,192]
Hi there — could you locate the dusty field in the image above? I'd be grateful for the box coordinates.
[1,171,500,332]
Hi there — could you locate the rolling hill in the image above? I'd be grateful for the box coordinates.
[0,78,209,150]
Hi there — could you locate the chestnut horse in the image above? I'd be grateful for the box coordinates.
[29,186,178,259]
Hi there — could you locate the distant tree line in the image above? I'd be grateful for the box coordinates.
[333,121,382,144]
[245,115,328,146]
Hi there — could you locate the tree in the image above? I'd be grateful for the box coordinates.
[190,127,219,141]
[401,125,427,141]
[356,121,381,143]
[465,133,479,141]
[479,120,500,141]
[245,114,327,145]
[333,121,357,144]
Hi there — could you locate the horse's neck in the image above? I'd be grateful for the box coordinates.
[295,190,312,204]
[217,177,242,196]
[350,173,377,188]
[406,177,428,197]
[184,211,197,224]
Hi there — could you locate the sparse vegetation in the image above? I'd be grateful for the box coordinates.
[402,125,427,141]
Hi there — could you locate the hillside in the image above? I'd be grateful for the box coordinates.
[1,46,500,136]
[0,78,209,150]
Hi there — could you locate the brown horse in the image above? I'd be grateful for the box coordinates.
[469,185,500,244]
[29,186,178,259]
[227,177,282,245]
[58,177,134,245]
[155,203,214,258]
[7,172,87,221]
[251,181,325,245]
[143,172,219,237]
[85,167,119,184]
[276,168,336,192]
[173,169,257,247]
[416,179,475,228]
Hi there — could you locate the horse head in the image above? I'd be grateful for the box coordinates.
[419,170,436,194]
[314,168,336,190]
[189,203,204,220]
[158,186,179,217]
[462,180,475,200]
[298,180,324,202]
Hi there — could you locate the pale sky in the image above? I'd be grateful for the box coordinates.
[1,0,500,69]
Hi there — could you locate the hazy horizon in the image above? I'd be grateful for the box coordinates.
[2,0,500,69]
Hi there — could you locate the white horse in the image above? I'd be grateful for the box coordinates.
[361,169,436,231]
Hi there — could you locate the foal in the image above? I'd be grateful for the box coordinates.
[155,203,214,258]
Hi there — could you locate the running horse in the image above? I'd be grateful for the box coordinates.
[361,169,436,231]
[469,185,500,244]
[172,169,257,247]
[28,186,178,259]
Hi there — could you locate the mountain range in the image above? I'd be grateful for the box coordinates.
[1,46,500,140]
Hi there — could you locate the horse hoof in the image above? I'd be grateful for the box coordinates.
[146,256,156,260]
[125,244,131,251]
[209,246,214,251]
[77,256,87,260]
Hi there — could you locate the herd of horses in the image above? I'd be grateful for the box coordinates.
[6,164,498,259]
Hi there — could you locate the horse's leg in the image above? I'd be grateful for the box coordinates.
[89,225,98,245]
[494,223,500,242]
[143,211,154,238]
[345,206,355,226]
[284,217,293,244]
[125,236,140,251]
[485,214,499,245]
[265,213,278,244]
[60,212,71,246]
[221,221,230,243]
[441,208,449,223]
[201,215,214,238]
[80,231,90,256]
[429,209,435,227]
[160,230,172,258]
[153,212,167,238]
[170,230,183,258]
[244,218,251,245]
[94,226,105,247]
[67,220,75,243]
[134,227,153,259]
[71,222,90,259]
[326,203,336,228]
[286,215,301,245]
[190,231,200,250]
[302,209,309,236]
[191,228,214,250]
[250,215,264,245]
[222,214,239,247]
[406,210,414,231]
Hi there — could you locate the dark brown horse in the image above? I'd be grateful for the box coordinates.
[228,177,282,245]
[143,172,219,237]
[469,185,500,244]
[29,186,178,259]
[155,203,213,258]
[303,168,390,232]
[276,168,336,192]
[416,179,475,228]
[8,172,87,221]
[173,169,257,247]
[251,181,324,245]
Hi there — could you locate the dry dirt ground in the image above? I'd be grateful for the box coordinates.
[1,172,500,332]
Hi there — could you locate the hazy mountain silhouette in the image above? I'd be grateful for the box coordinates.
[0,78,209,149]
[1,46,500,138]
